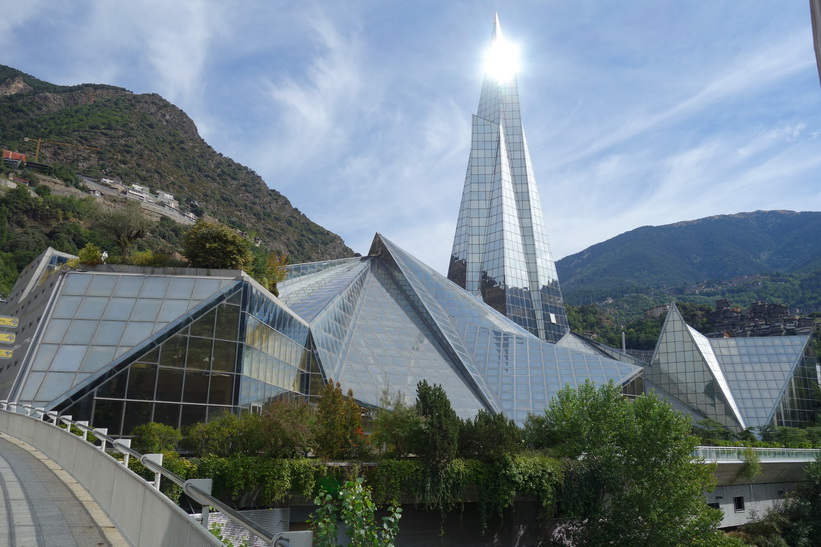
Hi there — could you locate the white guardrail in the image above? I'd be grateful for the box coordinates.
[0,400,312,547]
[695,445,821,463]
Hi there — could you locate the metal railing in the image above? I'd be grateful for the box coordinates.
[0,400,312,547]
[695,445,821,463]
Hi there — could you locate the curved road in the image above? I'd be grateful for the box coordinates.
[0,434,127,547]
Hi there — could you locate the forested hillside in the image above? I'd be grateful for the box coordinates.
[557,211,821,321]
[0,65,352,262]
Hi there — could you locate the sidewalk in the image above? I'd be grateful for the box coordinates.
[0,433,128,547]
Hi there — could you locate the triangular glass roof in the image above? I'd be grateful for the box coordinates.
[648,303,745,429]
[13,272,240,408]
[710,335,810,429]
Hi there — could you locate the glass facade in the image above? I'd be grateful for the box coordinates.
[645,303,819,430]
[448,17,569,343]
[3,231,645,434]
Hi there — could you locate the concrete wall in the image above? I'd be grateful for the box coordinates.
[708,481,801,528]
[0,410,221,547]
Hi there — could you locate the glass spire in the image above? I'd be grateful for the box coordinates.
[448,15,569,343]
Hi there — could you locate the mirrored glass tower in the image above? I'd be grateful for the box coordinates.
[448,15,569,343]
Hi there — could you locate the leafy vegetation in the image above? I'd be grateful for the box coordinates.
[525,381,737,546]
[183,221,253,270]
[123,381,755,544]
[309,477,402,547]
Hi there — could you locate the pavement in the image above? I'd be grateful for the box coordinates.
[0,433,128,547]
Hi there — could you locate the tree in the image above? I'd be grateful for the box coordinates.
[414,380,460,470]
[313,381,366,460]
[372,389,423,458]
[183,221,253,270]
[257,399,316,458]
[528,381,737,546]
[459,409,521,462]
[262,253,288,296]
[94,201,152,260]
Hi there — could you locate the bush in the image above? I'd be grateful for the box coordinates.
[372,390,423,459]
[183,221,252,270]
[130,422,182,453]
[76,242,104,265]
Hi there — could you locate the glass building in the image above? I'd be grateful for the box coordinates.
[0,238,642,434]
[448,15,569,343]
[644,303,820,431]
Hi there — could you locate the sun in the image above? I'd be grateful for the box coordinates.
[485,34,520,82]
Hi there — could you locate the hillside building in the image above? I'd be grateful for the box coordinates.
[447,15,569,343]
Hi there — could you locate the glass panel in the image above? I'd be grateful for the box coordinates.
[35,372,75,401]
[80,346,117,373]
[30,345,59,372]
[212,341,237,372]
[120,322,154,346]
[93,400,124,435]
[52,296,82,319]
[180,405,207,428]
[96,370,127,399]
[168,278,195,300]
[192,279,223,300]
[122,401,154,435]
[156,368,184,402]
[64,320,98,345]
[42,320,70,343]
[74,297,109,320]
[182,372,209,403]
[209,373,234,405]
[186,337,212,371]
[158,299,190,322]
[191,309,216,338]
[62,274,92,295]
[215,304,240,340]
[91,321,126,346]
[127,363,158,400]
[131,300,163,321]
[160,335,187,369]
[113,277,144,297]
[51,345,87,372]
[103,298,136,320]
[86,275,119,296]
[140,278,170,299]
[153,403,181,429]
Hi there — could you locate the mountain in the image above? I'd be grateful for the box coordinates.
[557,211,821,306]
[0,65,352,262]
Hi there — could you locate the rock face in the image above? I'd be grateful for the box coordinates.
[0,65,354,262]
[0,75,32,96]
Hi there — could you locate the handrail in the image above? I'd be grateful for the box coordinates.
[0,400,311,546]
[694,445,821,462]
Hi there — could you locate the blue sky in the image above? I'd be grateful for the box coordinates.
[2,1,821,274]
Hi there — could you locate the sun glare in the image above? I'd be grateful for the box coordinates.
[485,36,520,82]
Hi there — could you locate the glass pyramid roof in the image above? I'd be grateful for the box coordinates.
[280,234,642,423]
[648,303,812,430]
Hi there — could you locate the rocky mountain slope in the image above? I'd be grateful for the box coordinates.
[0,65,353,263]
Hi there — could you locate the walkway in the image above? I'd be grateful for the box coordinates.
[0,433,127,547]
